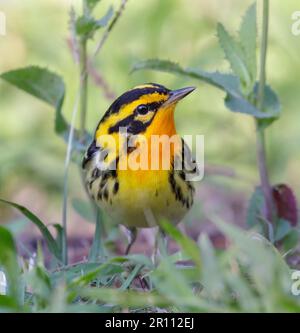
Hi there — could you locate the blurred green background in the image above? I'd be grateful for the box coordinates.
[0,0,299,234]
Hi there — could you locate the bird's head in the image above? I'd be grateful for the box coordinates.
[96,83,195,138]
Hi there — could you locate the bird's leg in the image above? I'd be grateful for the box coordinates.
[152,228,168,266]
[125,227,137,255]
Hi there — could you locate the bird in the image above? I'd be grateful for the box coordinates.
[82,83,198,255]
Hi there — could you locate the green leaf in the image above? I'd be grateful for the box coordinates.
[77,287,170,309]
[52,224,64,255]
[125,254,154,269]
[119,264,143,291]
[0,66,67,134]
[160,220,201,273]
[96,6,114,27]
[0,295,20,312]
[70,262,123,288]
[153,263,198,310]
[76,7,113,38]
[254,84,281,129]
[76,16,97,36]
[246,187,265,228]
[132,59,183,75]
[213,216,289,270]
[217,23,251,94]
[184,68,240,96]
[281,230,300,253]
[0,199,62,262]
[198,234,225,298]
[224,92,266,118]
[72,198,95,223]
[0,226,22,306]
[274,219,293,242]
[86,0,102,11]
[26,266,52,308]
[239,3,257,86]
[52,262,99,284]
[132,59,239,99]
[132,59,276,119]
[226,84,280,121]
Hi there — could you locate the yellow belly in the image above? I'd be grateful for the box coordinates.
[92,168,191,228]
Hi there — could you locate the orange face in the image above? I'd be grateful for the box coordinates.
[94,84,195,171]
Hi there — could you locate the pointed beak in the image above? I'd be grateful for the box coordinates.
[163,86,196,107]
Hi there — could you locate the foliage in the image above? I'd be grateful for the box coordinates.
[0,0,299,314]
[1,217,300,312]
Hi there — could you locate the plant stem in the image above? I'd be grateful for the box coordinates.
[79,36,88,138]
[256,128,273,221]
[62,90,80,265]
[256,0,274,224]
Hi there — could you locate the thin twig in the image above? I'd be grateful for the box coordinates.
[87,60,116,100]
[93,0,129,57]
[66,39,116,101]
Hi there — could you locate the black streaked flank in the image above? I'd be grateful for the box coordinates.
[168,166,194,209]
[94,158,119,202]
[82,140,99,168]
[103,188,109,201]
[113,181,119,194]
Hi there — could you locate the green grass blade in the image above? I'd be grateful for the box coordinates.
[0,199,61,262]
[160,220,201,273]
[0,226,23,308]
[120,264,143,291]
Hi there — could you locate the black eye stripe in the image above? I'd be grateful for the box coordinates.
[128,120,150,134]
[108,100,165,134]
[108,114,134,134]
[149,101,165,109]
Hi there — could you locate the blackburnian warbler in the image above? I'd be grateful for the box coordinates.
[82,83,197,254]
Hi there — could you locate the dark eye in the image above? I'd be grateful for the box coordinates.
[136,104,149,115]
